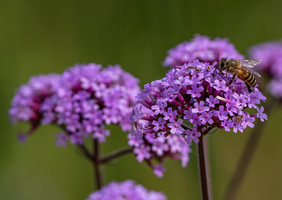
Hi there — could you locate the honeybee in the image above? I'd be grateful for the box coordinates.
[219,58,262,92]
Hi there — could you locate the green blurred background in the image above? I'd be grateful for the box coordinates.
[1,0,282,199]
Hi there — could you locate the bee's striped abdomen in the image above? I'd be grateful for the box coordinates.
[244,72,256,87]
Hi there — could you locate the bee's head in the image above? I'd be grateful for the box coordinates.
[219,58,227,73]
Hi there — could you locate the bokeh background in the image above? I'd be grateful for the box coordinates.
[1,0,282,199]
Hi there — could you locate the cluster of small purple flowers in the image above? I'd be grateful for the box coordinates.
[249,42,282,99]
[267,79,282,99]
[9,64,140,146]
[9,74,61,141]
[130,60,267,174]
[86,180,166,200]
[163,34,243,67]
[9,74,60,124]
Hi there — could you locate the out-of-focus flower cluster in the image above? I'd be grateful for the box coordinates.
[9,74,60,124]
[9,64,140,146]
[267,79,282,99]
[249,42,282,78]
[249,42,282,100]
[130,60,267,176]
[9,74,61,142]
[86,180,166,200]
[163,34,243,67]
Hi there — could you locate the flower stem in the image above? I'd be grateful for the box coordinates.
[197,135,212,200]
[100,147,133,163]
[77,142,133,190]
[224,101,277,200]
[93,139,103,190]
[78,144,94,161]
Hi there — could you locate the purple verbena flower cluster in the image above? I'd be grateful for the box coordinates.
[9,74,61,141]
[249,42,282,99]
[249,42,282,78]
[130,60,267,174]
[267,79,282,99]
[9,64,140,146]
[86,180,166,200]
[163,34,244,67]
[9,74,60,124]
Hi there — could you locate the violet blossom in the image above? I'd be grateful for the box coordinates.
[86,180,166,200]
[249,41,282,100]
[130,60,267,176]
[9,74,60,141]
[249,42,282,78]
[163,34,243,67]
[42,64,140,145]
[9,64,140,145]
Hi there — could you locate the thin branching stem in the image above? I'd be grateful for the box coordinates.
[77,142,134,190]
[100,147,133,163]
[77,144,94,161]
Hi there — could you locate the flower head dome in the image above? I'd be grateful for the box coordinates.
[267,79,282,99]
[9,64,140,145]
[130,60,267,175]
[86,180,166,200]
[9,74,60,124]
[9,74,60,141]
[249,42,282,79]
[249,41,282,100]
[164,34,243,67]
[41,63,140,146]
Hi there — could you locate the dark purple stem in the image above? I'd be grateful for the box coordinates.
[93,138,103,190]
[197,135,212,200]
[78,144,94,161]
[224,101,277,200]
[77,142,134,190]
[100,147,133,163]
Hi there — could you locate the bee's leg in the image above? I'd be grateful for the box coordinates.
[228,74,237,85]
[244,81,253,93]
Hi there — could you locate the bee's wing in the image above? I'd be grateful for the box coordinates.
[240,59,262,68]
[241,68,262,78]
